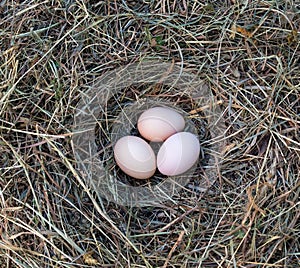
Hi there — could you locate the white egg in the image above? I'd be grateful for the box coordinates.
[113,136,156,179]
[137,106,185,142]
[157,132,200,176]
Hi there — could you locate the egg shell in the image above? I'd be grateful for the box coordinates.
[114,136,156,179]
[157,132,200,176]
[137,107,185,142]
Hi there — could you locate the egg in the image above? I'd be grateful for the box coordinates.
[157,132,200,176]
[137,106,185,142]
[113,136,156,179]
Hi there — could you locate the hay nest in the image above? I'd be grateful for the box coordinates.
[72,60,226,206]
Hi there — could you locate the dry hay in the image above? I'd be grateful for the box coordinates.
[0,1,299,268]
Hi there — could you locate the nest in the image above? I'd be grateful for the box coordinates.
[72,60,226,207]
